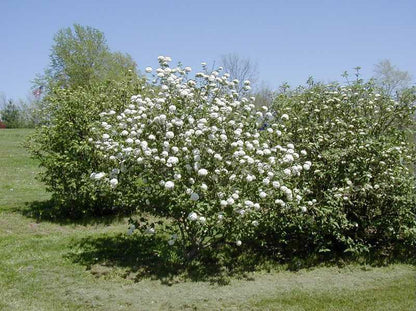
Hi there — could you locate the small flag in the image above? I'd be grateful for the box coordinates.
[32,86,43,98]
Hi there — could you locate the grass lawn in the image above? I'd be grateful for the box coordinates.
[0,128,415,310]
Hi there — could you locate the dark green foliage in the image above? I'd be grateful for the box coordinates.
[27,24,143,217]
[27,75,145,217]
[1,100,21,128]
[267,81,416,260]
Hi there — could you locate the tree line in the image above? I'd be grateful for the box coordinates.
[1,24,414,128]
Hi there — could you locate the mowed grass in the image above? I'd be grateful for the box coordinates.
[0,128,415,310]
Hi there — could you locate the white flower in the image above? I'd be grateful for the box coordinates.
[201,183,208,191]
[199,216,206,223]
[214,154,223,161]
[281,114,289,120]
[300,206,307,213]
[284,168,292,175]
[246,175,255,182]
[145,67,153,73]
[171,146,179,154]
[244,200,253,207]
[252,220,259,226]
[168,239,175,246]
[272,181,280,189]
[283,154,294,163]
[102,134,110,140]
[167,156,179,165]
[236,240,242,246]
[109,178,118,189]
[165,181,175,190]
[275,199,286,207]
[91,172,106,180]
[166,131,175,139]
[188,212,198,221]
[146,227,156,234]
[259,191,267,199]
[198,168,208,176]
[190,192,200,201]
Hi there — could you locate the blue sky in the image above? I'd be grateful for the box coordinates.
[1,0,415,101]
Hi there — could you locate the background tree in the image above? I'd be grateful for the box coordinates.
[253,82,274,108]
[373,59,413,96]
[35,24,137,91]
[1,99,21,128]
[0,92,40,128]
[219,53,258,91]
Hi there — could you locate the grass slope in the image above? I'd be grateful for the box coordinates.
[0,129,415,310]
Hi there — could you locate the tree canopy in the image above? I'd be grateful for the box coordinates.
[37,24,137,90]
[373,59,413,96]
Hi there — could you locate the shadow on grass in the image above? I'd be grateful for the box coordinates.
[19,199,128,226]
[68,233,187,283]
[67,233,261,285]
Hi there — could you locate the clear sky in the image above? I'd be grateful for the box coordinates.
[1,0,415,101]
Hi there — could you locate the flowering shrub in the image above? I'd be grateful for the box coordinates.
[271,82,416,259]
[91,57,310,257]
[27,74,144,217]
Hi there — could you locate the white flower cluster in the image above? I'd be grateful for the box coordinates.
[91,57,311,246]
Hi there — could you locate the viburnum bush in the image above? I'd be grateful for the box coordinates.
[91,57,311,258]
[272,81,416,259]
[27,74,144,217]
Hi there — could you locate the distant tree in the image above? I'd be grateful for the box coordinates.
[1,99,21,128]
[219,53,258,91]
[35,24,137,90]
[253,82,274,108]
[373,59,413,96]
[17,97,39,128]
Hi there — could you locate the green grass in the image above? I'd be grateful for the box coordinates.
[0,129,49,210]
[0,128,415,310]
